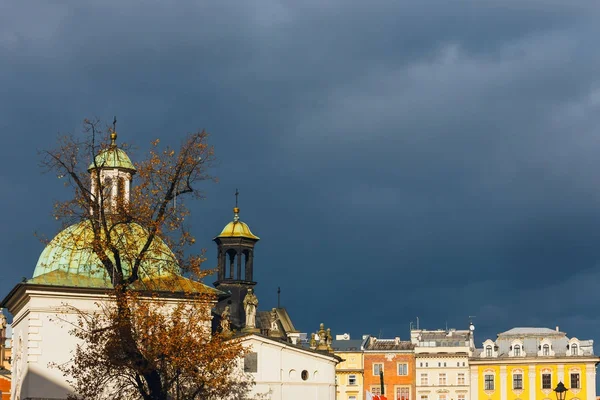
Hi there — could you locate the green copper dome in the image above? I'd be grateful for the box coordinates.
[88,147,136,172]
[32,220,180,288]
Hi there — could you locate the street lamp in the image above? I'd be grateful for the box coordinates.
[554,381,568,400]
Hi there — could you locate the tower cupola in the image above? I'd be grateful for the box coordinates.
[213,190,260,328]
[87,123,136,214]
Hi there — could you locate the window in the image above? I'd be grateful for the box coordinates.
[457,362,460,367]
[513,373,523,390]
[420,362,423,367]
[421,396,428,400]
[396,387,410,400]
[571,344,578,355]
[117,177,125,211]
[439,373,446,385]
[102,177,113,201]
[457,395,465,400]
[398,363,408,376]
[457,373,465,385]
[373,363,383,376]
[484,374,494,390]
[486,345,493,357]
[543,344,550,356]
[426,362,428,367]
[372,386,382,396]
[420,373,428,385]
[542,373,552,389]
[349,397,357,400]
[438,362,441,367]
[301,370,309,381]
[443,362,446,367]
[514,345,521,356]
[571,373,580,389]
[243,352,258,373]
[348,375,357,386]
[439,395,447,400]
[462,362,465,367]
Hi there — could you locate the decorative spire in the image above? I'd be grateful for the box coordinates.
[233,188,240,222]
[110,116,117,147]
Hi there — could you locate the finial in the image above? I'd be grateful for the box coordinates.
[233,188,240,222]
[110,116,117,147]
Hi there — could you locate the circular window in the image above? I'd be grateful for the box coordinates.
[301,370,309,381]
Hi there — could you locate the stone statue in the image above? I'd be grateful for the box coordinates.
[310,333,317,349]
[270,308,279,331]
[243,288,258,328]
[220,305,231,333]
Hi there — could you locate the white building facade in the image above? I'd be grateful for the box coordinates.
[240,334,339,400]
[411,328,474,400]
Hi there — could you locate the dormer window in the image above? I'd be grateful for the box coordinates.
[571,343,578,355]
[483,339,498,358]
[537,338,555,357]
[568,338,581,356]
[508,340,525,357]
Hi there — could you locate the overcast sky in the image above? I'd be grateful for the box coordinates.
[2,0,600,353]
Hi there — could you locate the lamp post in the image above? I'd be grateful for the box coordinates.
[554,381,568,400]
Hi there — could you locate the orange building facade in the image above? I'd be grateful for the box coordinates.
[363,336,416,400]
[0,375,9,400]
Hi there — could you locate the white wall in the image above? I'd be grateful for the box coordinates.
[10,289,107,400]
[242,336,338,400]
[8,287,213,400]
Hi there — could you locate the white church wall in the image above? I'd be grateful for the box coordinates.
[11,289,106,400]
[241,335,338,400]
[9,287,213,400]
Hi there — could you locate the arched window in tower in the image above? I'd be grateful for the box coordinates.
[102,177,113,206]
[571,343,578,355]
[485,345,493,357]
[514,345,521,356]
[243,249,253,281]
[543,344,550,356]
[227,249,237,279]
[117,177,126,212]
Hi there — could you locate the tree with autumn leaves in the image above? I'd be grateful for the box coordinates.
[42,118,255,400]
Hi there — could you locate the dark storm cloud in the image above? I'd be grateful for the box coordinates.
[2,0,600,355]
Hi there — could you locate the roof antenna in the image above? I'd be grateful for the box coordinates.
[277,286,281,308]
[235,188,239,208]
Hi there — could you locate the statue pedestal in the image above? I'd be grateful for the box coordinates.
[242,327,260,334]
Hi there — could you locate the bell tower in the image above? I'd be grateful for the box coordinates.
[213,191,260,329]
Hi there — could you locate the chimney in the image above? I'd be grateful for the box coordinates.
[395,337,400,345]
[556,326,559,332]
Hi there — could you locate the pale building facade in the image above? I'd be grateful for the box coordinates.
[333,336,366,400]
[411,328,474,400]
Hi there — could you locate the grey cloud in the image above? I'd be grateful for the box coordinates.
[2,0,600,368]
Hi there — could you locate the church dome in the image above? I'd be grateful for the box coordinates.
[33,220,180,287]
[88,147,136,172]
[215,207,259,240]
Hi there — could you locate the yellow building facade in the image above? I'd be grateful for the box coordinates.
[470,328,599,400]
[333,337,365,400]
